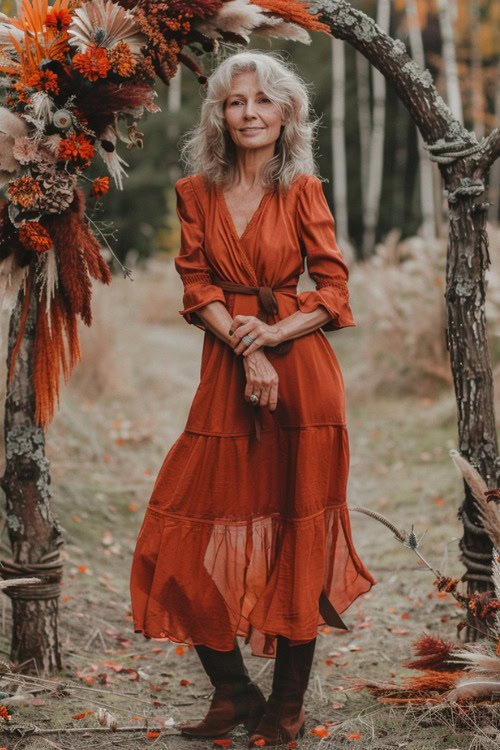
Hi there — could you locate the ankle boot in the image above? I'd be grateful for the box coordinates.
[179,642,266,738]
[248,635,316,747]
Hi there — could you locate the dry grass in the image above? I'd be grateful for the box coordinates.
[347,224,500,402]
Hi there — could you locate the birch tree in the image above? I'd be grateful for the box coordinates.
[331,37,349,243]
[436,0,464,123]
[405,0,437,240]
[362,0,391,256]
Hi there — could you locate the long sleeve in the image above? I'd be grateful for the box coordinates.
[295,176,356,332]
[174,176,227,330]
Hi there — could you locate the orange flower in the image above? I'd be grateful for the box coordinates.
[91,176,110,198]
[58,132,95,163]
[0,705,11,722]
[109,42,137,78]
[45,8,72,29]
[8,176,41,208]
[18,222,52,253]
[26,69,60,94]
[73,45,111,81]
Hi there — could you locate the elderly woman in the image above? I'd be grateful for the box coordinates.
[130,50,376,746]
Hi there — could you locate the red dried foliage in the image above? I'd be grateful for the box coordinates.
[402,634,462,673]
[250,0,331,33]
[33,289,82,427]
[405,670,459,694]
[75,83,155,132]
[18,222,52,253]
[0,200,32,265]
[43,191,111,337]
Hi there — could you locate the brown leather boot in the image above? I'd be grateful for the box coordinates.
[248,635,316,747]
[179,643,266,738]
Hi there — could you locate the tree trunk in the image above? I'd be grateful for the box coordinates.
[331,37,349,244]
[362,0,390,256]
[405,0,436,240]
[312,0,500,640]
[0,275,63,673]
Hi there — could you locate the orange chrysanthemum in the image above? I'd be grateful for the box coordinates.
[26,69,60,94]
[45,8,72,29]
[91,176,110,198]
[58,132,95,163]
[72,45,111,81]
[8,176,42,208]
[109,42,137,78]
[18,222,53,253]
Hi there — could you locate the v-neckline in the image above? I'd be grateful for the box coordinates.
[217,184,272,244]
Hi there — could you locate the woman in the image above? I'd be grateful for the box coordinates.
[130,50,376,746]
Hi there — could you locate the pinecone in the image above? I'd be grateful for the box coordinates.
[37,170,78,214]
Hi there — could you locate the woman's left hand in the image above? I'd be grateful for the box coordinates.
[230,315,283,356]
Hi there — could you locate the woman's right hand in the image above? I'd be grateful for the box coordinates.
[242,349,279,412]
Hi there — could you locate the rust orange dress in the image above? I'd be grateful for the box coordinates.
[129,172,376,657]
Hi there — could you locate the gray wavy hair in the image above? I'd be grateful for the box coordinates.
[179,50,320,191]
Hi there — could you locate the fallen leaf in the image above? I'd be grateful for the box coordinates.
[179,679,191,686]
[176,646,185,655]
[146,730,160,738]
[252,741,265,747]
[309,726,328,737]
[128,504,138,512]
[213,741,233,747]
[331,701,344,709]
[72,710,94,719]
[346,733,362,739]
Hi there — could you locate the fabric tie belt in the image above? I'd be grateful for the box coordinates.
[213,276,297,441]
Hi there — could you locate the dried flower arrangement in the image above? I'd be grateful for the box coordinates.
[0,0,328,427]
[349,452,500,707]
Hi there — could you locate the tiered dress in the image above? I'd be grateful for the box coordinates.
[129,172,376,658]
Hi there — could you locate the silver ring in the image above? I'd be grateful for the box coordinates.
[250,393,259,405]
[242,334,255,347]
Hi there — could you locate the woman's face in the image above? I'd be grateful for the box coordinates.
[223,70,284,153]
